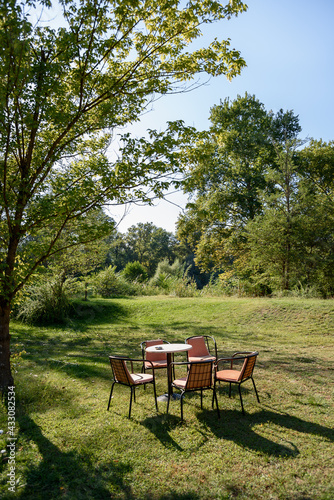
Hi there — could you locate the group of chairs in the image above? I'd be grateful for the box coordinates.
[108,335,260,420]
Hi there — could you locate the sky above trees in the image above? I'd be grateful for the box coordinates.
[110,0,334,233]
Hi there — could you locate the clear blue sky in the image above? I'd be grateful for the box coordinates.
[109,0,334,233]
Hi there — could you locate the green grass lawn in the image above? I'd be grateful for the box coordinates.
[1,296,333,499]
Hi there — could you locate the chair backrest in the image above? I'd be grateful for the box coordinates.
[238,352,258,382]
[144,339,167,362]
[109,356,133,385]
[185,361,213,390]
[186,336,209,357]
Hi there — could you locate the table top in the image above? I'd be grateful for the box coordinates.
[146,343,192,354]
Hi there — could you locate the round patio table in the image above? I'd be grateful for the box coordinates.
[146,343,192,402]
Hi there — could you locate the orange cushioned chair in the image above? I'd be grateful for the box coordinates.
[108,356,158,418]
[140,339,175,378]
[185,335,217,363]
[214,351,260,414]
[167,360,220,421]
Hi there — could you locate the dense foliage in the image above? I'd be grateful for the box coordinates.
[106,222,181,276]
[177,94,334,297]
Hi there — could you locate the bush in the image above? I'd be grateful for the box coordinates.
[149,271,173,290]
[148,258,188,294]
[145,258,201,297]
[272,282,322,299]
[153,258,185,278]
[16,275,70,325]
[122,261,148,283]
[171,277,199,298]
[94,266,137,297]
[200,277,229,297]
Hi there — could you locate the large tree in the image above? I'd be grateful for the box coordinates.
[0,0,247,389]
[246,138,309,292]
[245,137,334,295]
[177,94,302,276]
[178,94,334,295]
[177,94,276,271]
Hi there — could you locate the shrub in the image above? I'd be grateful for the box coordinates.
[153,258,185,278]
[171,277,199,298]
[16,275,70,325]
[149,271,173,290]
[122,261,148,283]
[148,258,188,294]
[200,277,229,297]
[94,266,137,297]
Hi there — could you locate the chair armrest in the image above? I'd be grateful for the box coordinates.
[208,335,218,358]
[128,358,156,372]
[140,342,146,358]
[232,351,252,357]
[215,355,247,371]
[140,359,155,370]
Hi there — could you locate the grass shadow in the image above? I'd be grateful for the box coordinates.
[141,414,184,451]
[68,299,130,329]
[143,493,201,500]
[14,412,132,499]
[198,407,334,458]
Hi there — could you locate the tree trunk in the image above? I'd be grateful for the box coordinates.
[0,302,14,392]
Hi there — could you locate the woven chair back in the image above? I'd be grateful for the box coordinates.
[239,352,258,382]
[109,357,133,385]
[186,361,213,390]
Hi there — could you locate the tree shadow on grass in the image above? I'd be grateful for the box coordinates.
[13,412,202,500]
[198,406,334,458]
[14,413,132,500]
[12,299,130,340]
[141,414,184,451]
[141,391,220,452]
[141,397,333,459]
[65,299,131,329]
[12,299,142,384]
[143,492,201,500]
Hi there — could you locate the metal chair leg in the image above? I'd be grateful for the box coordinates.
[213,387,220,419]
[143,365,147,390]
[252,377,260,403]
[153,379,158,412]
[212,379,217,408]
[180,393,184,421]
[238,384,245,414]
[107,382,116,410]
[129,387,134,418]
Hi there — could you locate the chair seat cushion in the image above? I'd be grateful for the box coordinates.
[216,369,241,382]
[131,373,154,385]
[189,354,216,362]
[172,377,187,389]
[145,360,167,369]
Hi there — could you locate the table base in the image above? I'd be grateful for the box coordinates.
[157,393,181,402]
